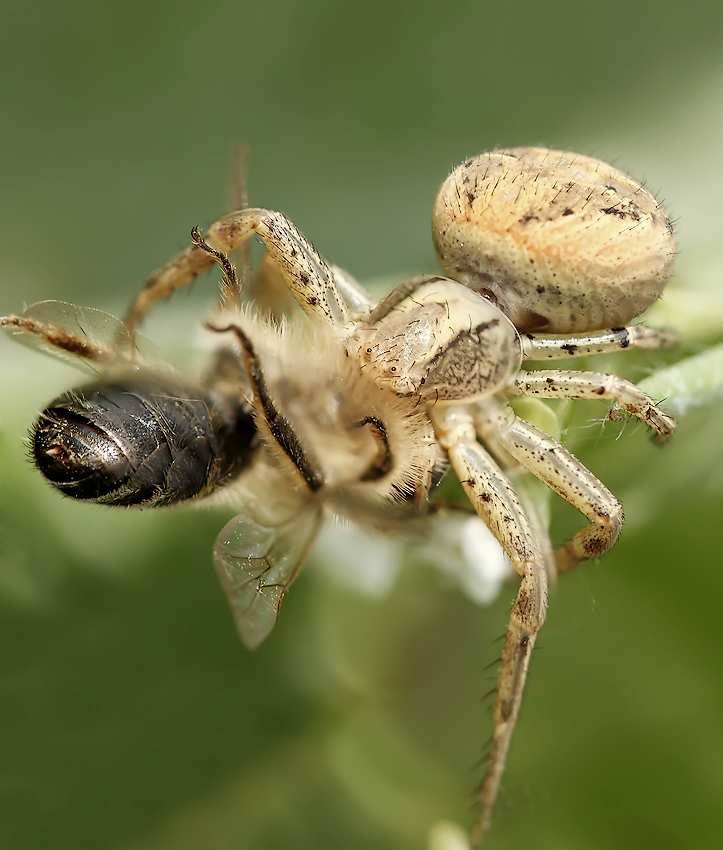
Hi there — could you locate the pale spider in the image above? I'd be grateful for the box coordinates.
[0,147,676,844]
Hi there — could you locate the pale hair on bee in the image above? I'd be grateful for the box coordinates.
[0,147,677,845]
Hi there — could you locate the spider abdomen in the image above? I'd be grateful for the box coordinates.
[432,147,675,333]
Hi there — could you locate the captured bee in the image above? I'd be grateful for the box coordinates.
[1,148,677,845]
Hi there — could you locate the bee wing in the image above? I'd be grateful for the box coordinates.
[0,300,159,371]
[213,505,322,650]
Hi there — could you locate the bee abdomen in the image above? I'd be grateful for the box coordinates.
[32,377,256,507]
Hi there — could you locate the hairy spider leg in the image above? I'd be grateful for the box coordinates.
[430,403,548,847]
[125,208,353,329]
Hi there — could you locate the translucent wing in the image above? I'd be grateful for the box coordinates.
[213,504,322,650]
[0,300,159,371]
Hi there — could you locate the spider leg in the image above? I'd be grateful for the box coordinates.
[125,208,353,329]
[0,303,151,370]
[0,314,119,365]
[328,262,377,320]
[521,325,676,361]
[474,398,624,575]
[226,143,254,292]
[245,251,304,321]
[510,369,676,444]
[430,404,548,847]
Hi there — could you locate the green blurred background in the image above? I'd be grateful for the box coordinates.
[2,1,723,848]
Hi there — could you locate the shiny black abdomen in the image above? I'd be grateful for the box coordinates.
[32,375,257,507]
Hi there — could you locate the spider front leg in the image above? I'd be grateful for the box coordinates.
[473,397,624,575]
[125,208,351,329]
[509,370,676,444]
[0,302,148,369]
[430,404,548,847]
